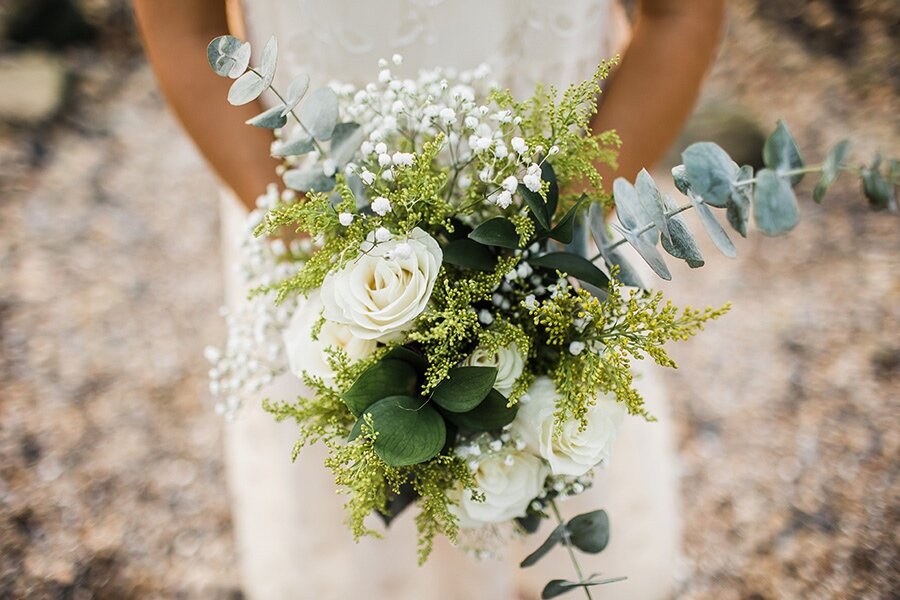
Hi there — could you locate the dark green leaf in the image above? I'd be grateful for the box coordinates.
[207,35,251,78]
[442,238,497,271]
[688,192,737,257]
[376,481,417,527]
[682,142,738,208]
[350,395,446,467]
[727,165,753,237]
[272,134,315,157]
[861,165,893,211]
[567,509,610,553]
[763,120,804,185]
[442,389,517,431]
[521,184,551,230]
[245,104,288,129]
[813,139,849,203]
[431,367,497,413]
[542,577,627,599]
[342,360,418,416]
[283,167,335,193]
[382,346,427,371]
[520,524,566,568]
[516,511,543,535]
[542,161,560,219]
[635,169,670,243]
[529,252,610,290]
[299,86,339,141]
[469,217,521,249]
[754,168,799,235]
[549,197,584,244]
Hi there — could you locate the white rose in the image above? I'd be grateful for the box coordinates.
[512,376,625,477]
[462,343,525,397]
[453,451,548,528]
[282,291,377,382]
[320,227,442,342]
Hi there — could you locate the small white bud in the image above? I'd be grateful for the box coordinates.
[501,175,519,193]
[511,136,527,154]
[568,341,586,356]
[338,212,354,226]
[371,196,392,216]
[391,54,403,65]
[374,227,392,242]
[375,142,387,155]
[495,190,513,209]
[549,145,560,155]
[360,140,374,155]
[524,295,538,310]
[378,153,392,167]
[478,309,494,325]
[381,168,394,181]
[360,170,376,185]
[322,158,337,177]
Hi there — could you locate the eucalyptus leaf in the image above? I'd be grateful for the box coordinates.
[671,164,691,196]
[346,173,368,209]
[272,134,316,157]
[442,389,517,431]
[330,122,366,166]
[682,142,738,208]
[529,252,610,290]
[688,192,737,257]
[350,395,446,467]
[635,169,671,243]
[228,71,268,106]
[861,164,893,211]
[541,577,627,599]
[342,359,418,416]
[813,139,849,203]
[613,222,672,280]
[567,509,610,553]
[753,168,799,235]
[516,512,543,534]
[207,35,251,78]
[280,73,310,116]
[763,120,804,185]
[442,238,497,271]
[258,36,278,81]
[283,167,336,193]
[727,165,753,237]
[431,367,497,413]
[588,203,644,288]
[520,524,566,568]
[469,217,520,249]
[661,212,704,268]
[245,104,288,129]
[611,177,650,235]
[520,184,551,230]
[300,86,339,141]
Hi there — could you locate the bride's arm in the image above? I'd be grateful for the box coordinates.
[133,0,279,210]
[593,0,726,184]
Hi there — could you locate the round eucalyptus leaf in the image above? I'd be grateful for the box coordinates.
[300,87,339,141]
[442,389,518,431]
[207,35,250,78]
[763,120,804,185]
[330,122,366,166]
[682,142,738,208]
[861,166,893,211]
[258,36,278,82]
[283,167,336,193]
[245,105,288,129]
[350,395,446,467]
[342,359,418,416]
[661,211,704,268]
[726,165,753,237]
[753,168,799,235]
[635,169,670,243]
[814,140,850,203]
[280,73,310,117]
[228,71,267,106]
[272,134,316,158]
[566,509,610,554]
[432,367,497,413]
[671,164,691,195]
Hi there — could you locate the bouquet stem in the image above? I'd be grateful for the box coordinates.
[550,499,594,600]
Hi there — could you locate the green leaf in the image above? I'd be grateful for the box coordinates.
[431,367,497,413]
[542,162,560,219]
[520,184,551,230]
[763,120,804,185]
[228,71,267,106]
[342,359,418,416]
[330,122,365,166]
[207,35,251,79]
[727,165,753,237]
[541,577,627,599]
[588,204,644,288]
[299,86,339,141]
[520,524,566,568]
[283,167,336,193]
[682,142,738,208]
[548,197,584,244]
[245,104,288,129]
[442,389,517,431]
[661,212,704,268]
[754,168,799,235]
[671,164,691,195]
[469,217,521,249]
[382,346,427,371]
[272,134,315,157]
[529,252,610,290]
[635,169,671,243]
[861,161,893,211]
[350,396,446,467]
[688,192,737,257]
[813,140,849,203]
[280,73,310,116]
[516,512,543,535]
[612,177,672,278]
[442,238,497,271]
[567,509,610,553]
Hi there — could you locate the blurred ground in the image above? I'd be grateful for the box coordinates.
[0,1,897,598]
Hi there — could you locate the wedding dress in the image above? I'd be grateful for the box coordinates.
[220,1,681,598]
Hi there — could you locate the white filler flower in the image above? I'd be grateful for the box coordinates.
[282,291,377,382]
[462,342,525,397]
[320,227,442,342]
[512,376,625,477]
[452,451,548,527]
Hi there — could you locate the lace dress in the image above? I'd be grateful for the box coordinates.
[220,1,681,598]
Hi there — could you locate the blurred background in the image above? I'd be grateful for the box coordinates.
[0,0,897,598]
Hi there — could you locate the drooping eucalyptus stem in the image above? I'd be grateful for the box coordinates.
[550,499,593,600]
[249,67,327,155]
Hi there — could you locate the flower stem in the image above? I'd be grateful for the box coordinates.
[550,499,593,600]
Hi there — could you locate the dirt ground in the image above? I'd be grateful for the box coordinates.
[1,2,897,598]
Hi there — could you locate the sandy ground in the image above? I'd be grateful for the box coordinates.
[1,2,898,599]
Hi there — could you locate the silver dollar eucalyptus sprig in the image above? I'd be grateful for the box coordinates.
[590,121,898,285]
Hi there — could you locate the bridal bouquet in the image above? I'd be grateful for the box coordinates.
[204,36,897,597]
